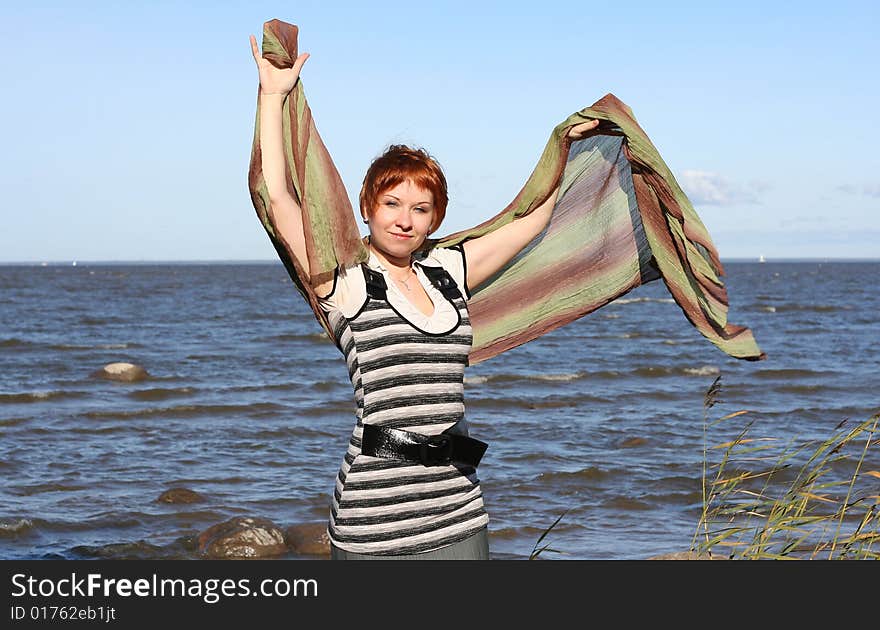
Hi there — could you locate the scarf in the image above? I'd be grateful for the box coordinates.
[247,19,765,364]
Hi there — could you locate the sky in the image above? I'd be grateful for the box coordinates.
[1,0,877,262]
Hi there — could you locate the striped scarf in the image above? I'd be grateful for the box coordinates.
[247,19,765,364]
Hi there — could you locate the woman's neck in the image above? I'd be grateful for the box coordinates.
[368,242,412,274]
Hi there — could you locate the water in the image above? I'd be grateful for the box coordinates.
[1,260,878,559]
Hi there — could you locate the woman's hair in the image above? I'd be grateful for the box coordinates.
[359,145,448,233]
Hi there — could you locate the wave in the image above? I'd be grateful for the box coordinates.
[682,366,721,377]
[240,312,298,322]
[127,387,196,402]
[82,402,288,420]
[753,368,838,379]
[774,384,821,395]
[70,541,175,560]
[0,390,88,404]
[48,342,140,351]
[0,338,136,351]
[464,376,489,385]
[0,518,35,536]
[767,304,849,313]
[602,496,652,511]
[212,382,348,404]
[251,426,339,439]
[503,452,574,464]
[489,525,556,541]
[465,394,609,410]
[310,381,341,392]
[0,337,29,348]
[15,483,91,496]
[297,402,362,417]
[261,332,330,343]
[225,382,323,394]
[637,489,704,506]
[630,365,721,378]
[184,354,229,361]
[761,405,880,420]
[68,425,136,435]
[0,417,30,427]
[78,317,125,326]
[466,365,721,385]
[535,466,609,483]
[464,372,586,386]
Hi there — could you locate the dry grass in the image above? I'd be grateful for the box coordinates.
[529,374,880,560]
[692,375,880,560]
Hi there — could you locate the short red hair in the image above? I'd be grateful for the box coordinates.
[359,145,448,234]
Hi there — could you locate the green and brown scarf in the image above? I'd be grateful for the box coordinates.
[248,19,765,364]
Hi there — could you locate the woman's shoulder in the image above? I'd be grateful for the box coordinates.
[419,244,470,299]
[316,263,368,318]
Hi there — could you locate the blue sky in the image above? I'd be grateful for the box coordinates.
[2,0,877,261]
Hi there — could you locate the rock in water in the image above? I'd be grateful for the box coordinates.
[93,362,149,382]
[197,516,288,559]
[285,522,331,556]
[157,488,204,504]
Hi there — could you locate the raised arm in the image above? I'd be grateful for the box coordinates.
[462,119,600,292]
[249,35,335,297]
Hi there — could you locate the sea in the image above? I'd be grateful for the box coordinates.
[1,259,878,560]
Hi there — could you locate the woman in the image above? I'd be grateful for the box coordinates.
[250,34,598,559]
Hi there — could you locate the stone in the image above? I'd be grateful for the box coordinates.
[92,362,149,382]
[157,488,203,504]
[285,522,331,557]
[197,516,288,559]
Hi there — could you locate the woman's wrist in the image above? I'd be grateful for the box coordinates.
[260,89,289,98]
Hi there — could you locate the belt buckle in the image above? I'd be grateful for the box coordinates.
[419,434,453,466]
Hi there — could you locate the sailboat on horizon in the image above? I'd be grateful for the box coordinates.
[758,254,766,263]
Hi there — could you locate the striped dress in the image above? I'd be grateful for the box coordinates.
[317,245,489,555]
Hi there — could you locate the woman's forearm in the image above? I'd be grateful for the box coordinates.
[258,91,309,274]
[259,92,297,205]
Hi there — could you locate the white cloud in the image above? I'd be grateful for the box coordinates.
[835,183,880,198]
[677,170,767,206]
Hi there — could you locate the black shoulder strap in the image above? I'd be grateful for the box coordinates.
[419,263,463,301]
[361,264,387,300]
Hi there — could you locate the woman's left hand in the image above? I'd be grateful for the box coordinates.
[567,119,600,139]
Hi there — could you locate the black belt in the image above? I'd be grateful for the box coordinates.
[361,423,488,468]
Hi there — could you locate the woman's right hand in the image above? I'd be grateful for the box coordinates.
[249,34,309,96]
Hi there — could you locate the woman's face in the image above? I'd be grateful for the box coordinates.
[366,179,435,262]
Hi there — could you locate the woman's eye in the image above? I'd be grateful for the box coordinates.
[385,200,397,207]
[414,207,425,213]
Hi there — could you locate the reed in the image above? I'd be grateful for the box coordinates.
[692,375,880,560]
[528,374,879,559]
[529,508,570,560]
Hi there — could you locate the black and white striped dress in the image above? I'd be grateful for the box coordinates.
[317,245,489,556]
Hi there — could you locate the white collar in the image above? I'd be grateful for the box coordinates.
[365,246,440,273]
[365,249,387,271]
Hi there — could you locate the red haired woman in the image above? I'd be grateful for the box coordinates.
[250,35,597,560]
